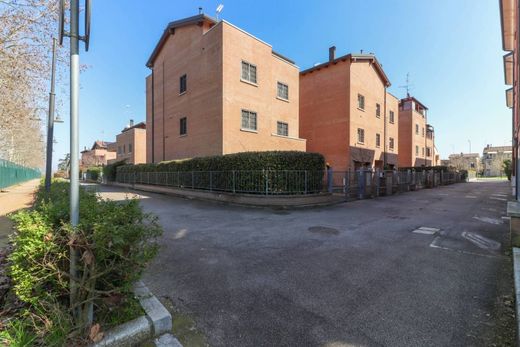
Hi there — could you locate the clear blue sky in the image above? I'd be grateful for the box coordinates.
[53,0,510,168]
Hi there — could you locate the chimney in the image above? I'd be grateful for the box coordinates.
[329,46,336,62]
[129,119,134,127]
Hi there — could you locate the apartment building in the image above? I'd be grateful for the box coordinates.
[482,145,512,176]
[299,48,399,171]
[108,120,147,165]
[397,96,435,167]
[80,140,116,168]
[499,0,518,196]
[145,14,305,163]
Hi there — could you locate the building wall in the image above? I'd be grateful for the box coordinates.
[299,61,350,171]
[348,60,387,169]
[386,93,400,167]
[221,22,305,153]
[146,22,223,163]
[398,102,428,167]
[483,147,512,176]
[114,128,147,165]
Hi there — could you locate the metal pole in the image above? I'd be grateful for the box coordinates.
[70,0,80,226]
[45,38,57,193]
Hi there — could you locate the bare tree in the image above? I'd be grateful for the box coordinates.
[0,0,67,169]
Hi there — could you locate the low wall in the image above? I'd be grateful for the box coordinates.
[109,182,340,208]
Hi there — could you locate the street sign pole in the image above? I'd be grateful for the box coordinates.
[45,38,57,193]
[70,0,79,226]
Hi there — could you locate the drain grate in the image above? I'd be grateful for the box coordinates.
[308,226,340,235]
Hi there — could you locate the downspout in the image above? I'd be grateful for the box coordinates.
[162,61,166,162]
[383,86,387,168]
[516,0,520,200]
[151,68,155,163]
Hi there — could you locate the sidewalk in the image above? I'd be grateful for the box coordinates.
[0,179,39,247]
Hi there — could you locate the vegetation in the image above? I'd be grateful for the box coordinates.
[503,159,512,181]
[116,151,325,174]
[0,181,162,346]
[103,160,127,182]
[85,167,102,181]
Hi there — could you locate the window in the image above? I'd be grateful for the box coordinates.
[357,128,365,143]
[375,133,381,147]
[241,61,257,84]
[180,117,187,135]
[277,121,288,136]
[123,145,126,154]
[241,110,257,131]
[277,82,289,100]
[389,137,395,150]
[426,147,431,157]
[128,143,133,153]
[389,110,395,123]
[117,146,121,155]
[415,124,419,134]
[415,145,419,155]
[376,103,381,117]
[179,74,187,94]
[422,127,425,137]
[358,94,365,110]
[422,147,425,156]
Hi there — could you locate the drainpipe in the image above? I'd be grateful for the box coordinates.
[383,86,387,168]
[162,61,166,162]
[151,68,155,163]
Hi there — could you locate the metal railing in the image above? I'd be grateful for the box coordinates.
[116,170,325,195]
[114,168,465,199]
[0,159,41,189]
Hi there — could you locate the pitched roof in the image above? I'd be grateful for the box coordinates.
[146,14,217,68]
[300,53,391,87]
[400,96,429,111]
[122,121,146,133]
[483,145,512,153]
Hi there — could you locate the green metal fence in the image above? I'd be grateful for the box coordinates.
[0,159,41,189]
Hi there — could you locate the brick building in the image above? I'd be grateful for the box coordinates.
[299,48,399,171]
[397,96,435,167]
[80,140,116,168]
[108,120,147,165]
[145,14,305,163]
[482,145,512,176]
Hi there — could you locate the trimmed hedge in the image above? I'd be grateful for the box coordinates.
[114,151,326,194]
[117,151,325,173]
[103,160,127,182]
[398,166,450,172]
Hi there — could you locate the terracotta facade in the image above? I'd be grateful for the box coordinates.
[109,121,147,165]
[299,51,399,172]
[398,97,435,167]
[145,15,305,163]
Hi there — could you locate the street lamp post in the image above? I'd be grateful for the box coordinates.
[45,38,58,193]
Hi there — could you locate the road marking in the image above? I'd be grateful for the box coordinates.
[473,216,503,225]
[502,216,511,220]
[429,237,502,258]
[492,193,508,197]
[465,195,477,199]
[490,197,508,202]
[462,232,501,251]
[412,226,440,235]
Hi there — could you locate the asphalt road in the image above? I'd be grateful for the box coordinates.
[98,181,514,347]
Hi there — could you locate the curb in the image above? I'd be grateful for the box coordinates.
[513,247,520,346]
[92,281,175,347]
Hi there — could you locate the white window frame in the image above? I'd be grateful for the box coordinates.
[241,110,257,131]
[389,110,395,123]
[389,137,395,150]
[241,61,257,84]
[375,133,381,147]
[277,121,288,136]
[358,94,365,110]
[277,82,289,101]
[357,128,365,144]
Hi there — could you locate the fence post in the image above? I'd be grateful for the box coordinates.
[232,170,236,193]
[265,170,269,195]
[304,170,308,194]
[192,171,195,189]
[327,167,333,193]
[209,171,213,191]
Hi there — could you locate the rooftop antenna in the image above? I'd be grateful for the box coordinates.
[199,7,203,14]
[399,72,414,98]
[216,4,224,21]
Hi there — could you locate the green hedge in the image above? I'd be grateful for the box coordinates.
[398,166,450,172]
[103,160,127,182]
[86,166,101,181]
[117,151,325,173]
[115,151,326,194]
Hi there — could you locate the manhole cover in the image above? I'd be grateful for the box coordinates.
[308,226,340,235]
